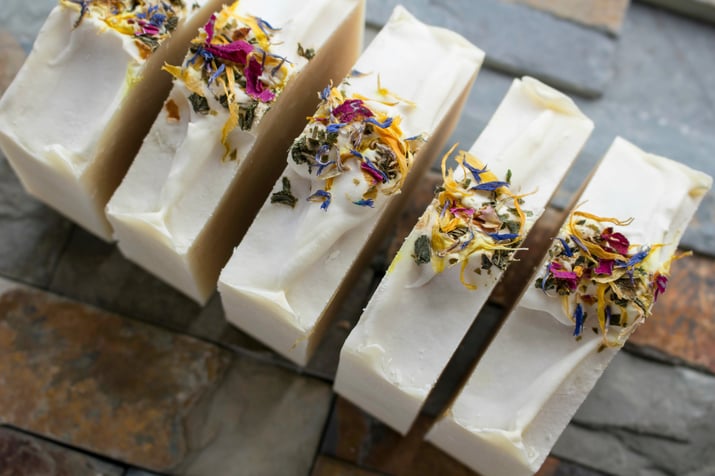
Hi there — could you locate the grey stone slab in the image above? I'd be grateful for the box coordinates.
[0,427,125,476]
[124,469,164,476]
[48,227,284,360]
[552,351,715,476]
[366,0,617,97]
[640,0,715,24]
[0,154,74,288]
[0,0,55,51]
[177,358,333,476]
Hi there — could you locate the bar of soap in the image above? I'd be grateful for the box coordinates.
[426,137,712,476]
[0,0,225,239]
[218,6,485,366]
[333,77,595,435]
[106,0,365,303]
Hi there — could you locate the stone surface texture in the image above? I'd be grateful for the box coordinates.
[0,284,231,472]
[507,0,630,33]
[0,3,714,476]
[366,0,617,97]
[0,427,124,476]
[629,253,715,373]
[553,351,715,476]
[641,0,715,23]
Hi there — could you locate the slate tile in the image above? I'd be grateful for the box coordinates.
[0,154,74,288]
[640,0,715,23]
[553,351,715,475]
[0,30,25,95]
[629,253,715,373]
[175,358,333,476]
[0,281,232,472]
[507,0,631,34]
[0,427,124,476]
[0,279,334,475]
[536,457,608,476]
[311,456,384,476]
[366,0,617,97]
[47,228,276,355]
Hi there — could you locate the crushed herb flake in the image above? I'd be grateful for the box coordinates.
[270,176,298,208]
[297,43,315,60]
[412,235,432,265]
[188,93,210,115]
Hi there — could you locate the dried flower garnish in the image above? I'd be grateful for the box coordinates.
[287,83,425,211]
[162,3,293,160]
[413,146,530,290]
[535,210,687,347]
[60,0,183,56]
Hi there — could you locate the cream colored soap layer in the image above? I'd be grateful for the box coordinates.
[426,137,713,476]
[218,6,485,366]
[107,0,366,303]
[0,0,223,239]
[333,77,594,435]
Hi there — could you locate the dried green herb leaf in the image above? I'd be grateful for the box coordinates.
[412,235,432,265]
[297,43,316,60]
[238,101,258,130]
[270,176,298,208]
[506,168,512,184]
[188,93,210,115]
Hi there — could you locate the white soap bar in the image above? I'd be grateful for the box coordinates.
[107,0,365,303]
[218,6,485,366]
[334,77,595,435]
[426,137,712,476]
[0,0,224,239]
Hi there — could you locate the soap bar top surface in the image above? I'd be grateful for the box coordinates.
[219,5,486,330]
[107,0,363,250]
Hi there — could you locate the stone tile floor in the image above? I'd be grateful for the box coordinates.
[1,1,714,475]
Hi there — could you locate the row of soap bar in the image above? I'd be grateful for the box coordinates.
[0,2,711,476]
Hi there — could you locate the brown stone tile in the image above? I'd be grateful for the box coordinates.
[630,252,715,373]
[312,455,384,476]
[0,284,232,472]
[0,30,25,96]
[0,427,124,476]
[506,0,631,34]
[322,397,478,476]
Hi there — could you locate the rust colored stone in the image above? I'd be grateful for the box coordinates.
[630,252,715,373]
[506,0,631,34]
[0,287,231,472]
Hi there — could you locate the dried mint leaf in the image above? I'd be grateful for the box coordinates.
[188,93,210,115]
[270,176,298,208]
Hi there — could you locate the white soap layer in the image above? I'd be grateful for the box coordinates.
[333,77,594,435]
[218,6,485,366]
[426,137,713,476]
[0,0,222,239]
[107,0,365,303]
